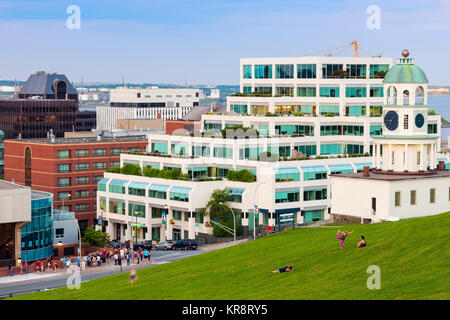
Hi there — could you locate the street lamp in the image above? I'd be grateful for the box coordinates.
[219,202,236,246]
[253,183,267,240]
[163,204,169,240]
[131,204,141,263]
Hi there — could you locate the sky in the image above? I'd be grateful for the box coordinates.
[0,0,449,85]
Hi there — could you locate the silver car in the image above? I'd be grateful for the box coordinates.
[154,241,174,250]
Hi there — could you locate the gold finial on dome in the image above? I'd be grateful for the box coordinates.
[402,49,410,58]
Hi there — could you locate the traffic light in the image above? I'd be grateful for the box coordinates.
[205,221,212,228]
[169,219,175,225]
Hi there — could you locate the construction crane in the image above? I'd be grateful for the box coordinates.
[297,41,382,58]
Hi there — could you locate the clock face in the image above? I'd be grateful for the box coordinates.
[384,111,399,131]
[415,113,425,128]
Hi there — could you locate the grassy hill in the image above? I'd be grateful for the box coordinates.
[13,212,450,300]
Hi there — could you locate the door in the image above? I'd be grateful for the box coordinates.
[372,197,376,213]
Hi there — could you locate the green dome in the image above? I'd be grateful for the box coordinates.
[383,64,428,84]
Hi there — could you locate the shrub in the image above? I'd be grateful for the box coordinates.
[81,227,110,247]
[120,163,142,176]
[227,169,255,182]
[106,166,121,173]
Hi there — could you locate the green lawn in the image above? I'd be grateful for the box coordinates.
[13,212,450,300]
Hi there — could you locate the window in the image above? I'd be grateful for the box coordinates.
[254,86,272,94]
[55,228,64,239]
[395,191,401,207]
[243,65,252,79]
[110,161,120,167]
[370,87,384,97]
[149,190,166,199]
[370,64,389,77]
[151,143,168,154]
[57,164,71,173]
[320,144,342,155]
[297,87,316,97]
[128,204,145,218]
[75,190,90,198]
[417,152,421,165]
[75,176,89,184]
[109,201,125,215]
[428,124,437,134]
[275,190,299,203]
[346,64,366,78]
[345,87,366,98]
[254,65,272,79]
[320,87,340,97]
[213,147,233,159]
[171,144,188,155]
[275,87,294,97]
[294,145,317,156]
[297,64,316,78]
[410,190,416,205]
[173,210,182,221]
[92,149,106,156]
[303,188,327,201]
[430,188,436,203]
[128,147,141,152]
[57,192,71,201]
[243,86,252,94]
[93,176,103,183]
[170,187,191,202]
[275,168,300,182]
[75,149,89,157]
[231,105,248,114]
[194,212,204,224]
[57,150,70,159]
[75,204,90,211]
[57,178,70,187]
[75,163,89,171]
[370,106,383,117]
[370,125,382,136]
[404,115,409,129]
[322,64,343,78]
[93,162,107,169]
[129,186,146,197]
[110,148,124,155]
[275,64,294,79]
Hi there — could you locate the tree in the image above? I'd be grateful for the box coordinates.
[201,189,232,222]
[81,227,110,247]
[106,166,121,173]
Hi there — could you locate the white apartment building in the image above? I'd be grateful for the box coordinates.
[96,54,448,243]
[97,87,201,130]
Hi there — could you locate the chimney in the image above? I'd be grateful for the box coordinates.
[438,161,445,171]
[363,166,370,177]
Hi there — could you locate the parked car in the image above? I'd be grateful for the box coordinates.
[134,241,153,251]
[173,239,198,250]
[154,241,174,250]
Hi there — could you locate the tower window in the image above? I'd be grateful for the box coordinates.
[417,151,421,165]
[395,191,401,207]
[430,188,436,203]
[404,115,409,129]
[410,190,416,205]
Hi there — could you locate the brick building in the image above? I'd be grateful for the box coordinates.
[4,135,148,232]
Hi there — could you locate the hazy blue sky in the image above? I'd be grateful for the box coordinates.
[0,0,449,85]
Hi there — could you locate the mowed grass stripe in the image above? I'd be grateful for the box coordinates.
[12,212,450,300]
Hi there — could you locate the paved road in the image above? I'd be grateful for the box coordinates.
[0,249,204,299]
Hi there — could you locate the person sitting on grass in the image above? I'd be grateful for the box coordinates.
[270,266,294,274]
[356,236,367,248]
[336,229,353,251]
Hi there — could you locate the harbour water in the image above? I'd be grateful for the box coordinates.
[428,95,450,140]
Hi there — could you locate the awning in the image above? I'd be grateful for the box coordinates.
[273,167,299,174]
[226,188,245,195]
[328,164,353,172]
[275,208,301,214]
[128,182,149,190]
[109,179,128,187]
[149,184,170,192]
[170,187,192,195]
[301,166,327,173]
[98,178,110,185]
[354,163,373,170]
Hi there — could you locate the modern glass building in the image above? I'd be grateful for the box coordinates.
[21,190,54,262]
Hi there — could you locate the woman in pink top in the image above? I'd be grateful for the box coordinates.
[336,229,353,251]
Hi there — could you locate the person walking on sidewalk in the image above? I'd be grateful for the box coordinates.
[24,261,28,274]
[126,252,131,265]
[53,261,57,272]
[9,263,13,276]
[143,249,149,262]
[114,252,118,265]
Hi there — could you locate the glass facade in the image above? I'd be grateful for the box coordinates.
[21,192,54,262]
[319,105,340,116]
[75,149,89,157]
[294,145,317,156]
[109,200,125,215]
[243,65,252,79]
[231,104,248,114]
[151,142,169,154]
[254,65,272,79]
[303,188,327,201]
[275,64,294,79]
[320,144,342,155]
[297,87,316,97]
[322,64,343,78]
[275,190,299,203]
[346,64,366,78]
[319,87,340,97]
[370,64,389,77]
[370,87,384,97]
[297,64,316,78]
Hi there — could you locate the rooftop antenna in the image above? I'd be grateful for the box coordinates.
[122,75,125,88]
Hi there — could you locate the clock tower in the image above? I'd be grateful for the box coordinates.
[372,50,438,173]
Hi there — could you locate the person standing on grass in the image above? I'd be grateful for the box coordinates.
[130,268,137,287]
[336,229,353,251]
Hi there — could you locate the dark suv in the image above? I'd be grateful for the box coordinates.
[134,241,153,251]
[173,239,198,250]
